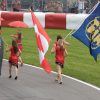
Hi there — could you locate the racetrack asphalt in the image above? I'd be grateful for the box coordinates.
[0,60,100,100]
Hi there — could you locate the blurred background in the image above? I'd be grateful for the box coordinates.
[0,0,99,13]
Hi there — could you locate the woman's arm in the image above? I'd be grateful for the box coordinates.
[10,34,17,39]
[6,45,10,52]
[63,40,70,46]
[64,49,68,57]
[16,51,20,57]
[51,43,56,53]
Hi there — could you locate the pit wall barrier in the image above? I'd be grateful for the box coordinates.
[0,11,88,30]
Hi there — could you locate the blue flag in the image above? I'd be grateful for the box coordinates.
[72,2,100,61]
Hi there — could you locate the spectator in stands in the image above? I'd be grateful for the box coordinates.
[44,4,48,12]
[77,0,85,13]
[66,0,71,13]
[49,1,55,12]
[56,1,63,13]
[44,1,63,13]
[12,0,21,12]
[0,0,7,11]
[29,3,34,11]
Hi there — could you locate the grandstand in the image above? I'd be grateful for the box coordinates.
[0,0,99,13]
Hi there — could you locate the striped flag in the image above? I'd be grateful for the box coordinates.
[31,12,52,73]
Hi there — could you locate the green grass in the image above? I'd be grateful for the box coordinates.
[2,27,100,87]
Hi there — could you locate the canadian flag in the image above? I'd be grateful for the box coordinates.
[31,12,52,73]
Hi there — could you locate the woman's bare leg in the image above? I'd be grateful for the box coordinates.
[57,64,62,84]
[19,56,23,66]
[15,67,18,77]
[9,63,12,78]
[15,66,18,80]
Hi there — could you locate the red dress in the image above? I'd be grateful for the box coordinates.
[55,45,65,64]
[55,41,65,64]
[9,47,18,65]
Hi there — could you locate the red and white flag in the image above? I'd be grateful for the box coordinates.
[31,12,52,73]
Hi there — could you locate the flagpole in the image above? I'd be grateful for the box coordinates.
[63,29,75,40]
[88,1,97,14]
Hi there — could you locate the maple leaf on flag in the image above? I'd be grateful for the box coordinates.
[31,12,52,73]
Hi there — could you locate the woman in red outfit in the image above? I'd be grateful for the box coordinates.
[51,35,69,84]
[6,40,20,80]
[11,30,23,66]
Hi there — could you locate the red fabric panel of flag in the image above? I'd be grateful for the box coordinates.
[31,12,52,73]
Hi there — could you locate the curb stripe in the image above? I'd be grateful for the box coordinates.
[3,59,100,91]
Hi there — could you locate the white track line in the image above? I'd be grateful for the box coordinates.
[3,59,100,91]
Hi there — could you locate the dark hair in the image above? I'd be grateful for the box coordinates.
[57,35,62,41]
[17,32,22,40]
[58,39,64,50]
[12,40,19,54]
[0,27,1,30]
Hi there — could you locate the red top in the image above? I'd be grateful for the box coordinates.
[55,42,65,64]
[9,47,18,64]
